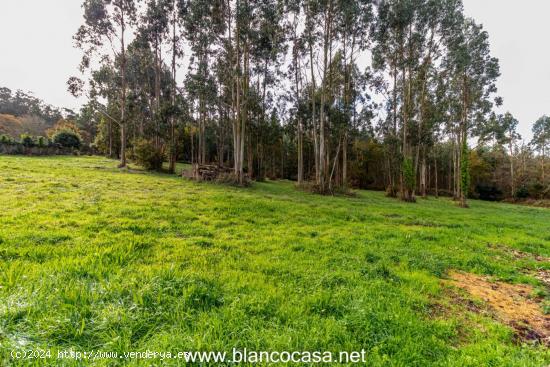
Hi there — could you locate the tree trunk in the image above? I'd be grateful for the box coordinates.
[318,1,333,192]
[191,129,195,165]
[231,1,244,184]
[308,21,319,184]
[400,41,410,201]
[169,7,177,174]
[420,153,427,198]
[119,7,127,168]
[434,155,439,198]
[542,146,545,186]
[120,124,126,167]
[108,119,113,158]
[342,132,348,188]
[459,74,469,208]
[389,60,398,193]
[298,119,303,184]
[453,135,459,200]
[238,33,249,185]
[247,138,253,179]
[292,15,303,185]
[509,139,515,197]
[329,137,342,192]
[154,38,162,150]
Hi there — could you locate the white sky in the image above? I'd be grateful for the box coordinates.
[462,0,550,141]
[0,0,548,140]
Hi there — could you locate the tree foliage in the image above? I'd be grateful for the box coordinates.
[67,0,549,201]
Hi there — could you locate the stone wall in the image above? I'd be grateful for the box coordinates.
[0,143,73,156]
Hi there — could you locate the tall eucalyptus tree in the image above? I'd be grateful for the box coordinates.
[444,17,500,207]
[336,0,374,187]
[532,115,550,186]
[183,0,225,165]
[500,112,520,195]
[74,0,139,167]
[139,0,172,149]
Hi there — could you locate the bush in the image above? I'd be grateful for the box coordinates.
[20,134,35,148]
[36,136,48,147]
[475,184,503,201]
[528,182,549,199]
[47,120,83,140]
[52,131,81,149]
[0,134,13,144]
[133,139,165,171]
[402,158,416,192]
[514,185,530,199]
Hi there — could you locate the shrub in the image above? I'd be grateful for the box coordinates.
[47,120,83,139]
[514,185,529,199]
[52,131,81,149]
[402,158,416,192]
[0,134,13,144]
[475,184,503,201]
[36,136,48,147]
[529,182,547,199]
[20,134,35,148]
[133,139,165,171]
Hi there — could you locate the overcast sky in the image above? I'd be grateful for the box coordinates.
[0,0,548,140]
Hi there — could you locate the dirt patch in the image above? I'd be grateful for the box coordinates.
[488,243,550,263]
[533,269,550,289]
[432,287,485,316]
[448,271,550,346]
[445,288,486,315]
[429,288,494,346]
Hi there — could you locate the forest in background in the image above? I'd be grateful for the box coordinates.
[2,0,549,205]
[0,87,73,137]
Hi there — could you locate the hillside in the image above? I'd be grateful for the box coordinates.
[0,87,67,139]
[0,156,548,366]
[0,114,53,138]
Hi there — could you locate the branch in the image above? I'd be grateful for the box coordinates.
[95,103,121,127]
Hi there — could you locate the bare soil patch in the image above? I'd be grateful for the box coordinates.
[449,271,550,346]
[533,269,550,289]
[488,243,550,263]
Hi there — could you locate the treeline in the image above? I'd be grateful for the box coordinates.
[0,87,77,138]
[0,87,74,125]
[0,87,95,153]
[69,0,550,205]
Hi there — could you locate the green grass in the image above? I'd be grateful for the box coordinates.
[160,161,191,175]
[0,155,549,366]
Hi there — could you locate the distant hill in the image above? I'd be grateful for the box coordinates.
[0,86,74,138]
[0,114,53,137]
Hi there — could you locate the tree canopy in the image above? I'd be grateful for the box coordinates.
[67,0,550,203]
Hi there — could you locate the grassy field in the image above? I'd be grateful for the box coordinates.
[0,155,549,366]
